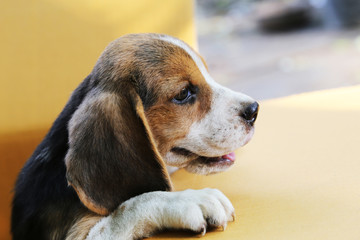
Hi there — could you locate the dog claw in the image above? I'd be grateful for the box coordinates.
[221,222,227,231]
[198,225,206,237]
[231,212,236,222]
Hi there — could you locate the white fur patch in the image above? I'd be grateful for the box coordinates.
[86,189,234,240]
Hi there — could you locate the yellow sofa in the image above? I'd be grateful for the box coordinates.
[0,1,195,239]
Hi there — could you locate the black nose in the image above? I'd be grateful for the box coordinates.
[241,102,259,125]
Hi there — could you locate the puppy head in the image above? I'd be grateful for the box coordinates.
[129,34,258,175]
[65,34,258,215]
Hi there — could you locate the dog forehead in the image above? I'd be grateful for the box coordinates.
[134,35,211,100]
[99,34,215,112]
[155,35,214,85]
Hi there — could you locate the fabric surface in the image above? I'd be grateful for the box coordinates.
[152,85,360,239]
[0,0,196,134]
[0,1,195,239]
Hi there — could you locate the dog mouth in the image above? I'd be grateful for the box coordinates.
[171,147,236,167]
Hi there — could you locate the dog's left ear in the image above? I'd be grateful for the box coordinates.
[65,81,172,216]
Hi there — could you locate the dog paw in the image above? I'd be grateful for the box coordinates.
[88,189,235,240]
[162,188,235,234]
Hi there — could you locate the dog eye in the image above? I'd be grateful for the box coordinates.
[173,87,192,104]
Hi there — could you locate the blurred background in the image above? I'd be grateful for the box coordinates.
[1,0,359,239]
[196,0,360,100]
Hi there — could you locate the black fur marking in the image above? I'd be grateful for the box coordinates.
[134,42,168,67]
[11,75,93,240]
[131,68,157,110]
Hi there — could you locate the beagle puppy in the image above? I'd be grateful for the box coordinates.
[11,33,259,240]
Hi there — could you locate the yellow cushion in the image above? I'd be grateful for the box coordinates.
[0,0,195,134]
[152,85,360,239]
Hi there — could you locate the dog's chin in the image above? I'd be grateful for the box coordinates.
[169,147,236,175]
[184,155,235,175]
[166,129,256,175]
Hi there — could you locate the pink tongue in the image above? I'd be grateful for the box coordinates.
[222,152,236,162]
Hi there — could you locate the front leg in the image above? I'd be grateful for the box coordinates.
[86,188,235,240]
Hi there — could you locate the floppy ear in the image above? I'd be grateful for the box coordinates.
[65,82,172,216]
